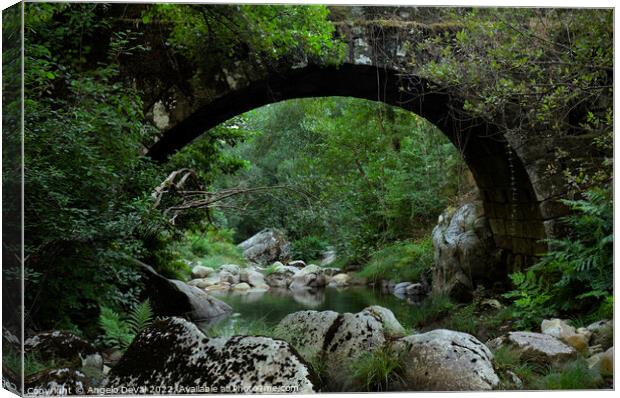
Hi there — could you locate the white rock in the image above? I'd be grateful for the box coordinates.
[219,264,241,275]
[232,282,251,291]
[219,270,240,285]
[393,282,412,297]
[394,329,499,391]
[265,265,299,288]
[187,275,220,289]
[541,319,575,340]
[329,273,350,288]
[289,264,327,290]
[191,265,214,279]
[504,331,577,364]
[541,319,591,352]
[238,229,290,265]
[239,268,269,289]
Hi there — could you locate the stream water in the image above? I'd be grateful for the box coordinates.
[199,286,421,335]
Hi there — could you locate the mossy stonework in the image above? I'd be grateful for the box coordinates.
[127,7,594,272]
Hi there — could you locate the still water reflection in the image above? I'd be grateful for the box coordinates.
[199,286,420,334]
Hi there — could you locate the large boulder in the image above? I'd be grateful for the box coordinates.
[238,229,290,265]
[106,318,317,393]
[394,329,499,391]
[289,264,327,291]
[432,202,500,300]
[497,331,577,365]
[137,260,232,320]
[274,306,402,385]
[265,265,299,288]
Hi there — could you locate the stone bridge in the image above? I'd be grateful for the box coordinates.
[129,6,591,271]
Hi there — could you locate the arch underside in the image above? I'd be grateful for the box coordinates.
[147,64,547,269]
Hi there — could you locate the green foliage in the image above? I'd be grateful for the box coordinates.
[350,347,406,392]
[443,303,478,335]
[415,9,612,167]
[214,97,467,263]
[402,295,455,329]
[358,238,433,283]
[98,300,153,350]
[502,271,556,330]
[493,347,605,390]
[2,349,59,377]
[291,236,328,262]
[174,227,246,270]
[263,263,281,276]
[98,307,134,350]
[145,4,345,68]
[22,3,183,332]
[505,187,612,329]
[492,346,540,389]
[127,299,155,335]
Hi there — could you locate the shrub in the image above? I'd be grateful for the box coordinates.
[358,238,433,283]
[291,235,328,262]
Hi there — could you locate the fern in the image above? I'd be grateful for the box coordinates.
[99,300,154,350]
[98,307,133,349]
[505,187,612,328]
[127,299,153,335]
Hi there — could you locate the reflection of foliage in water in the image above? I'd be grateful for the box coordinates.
[205,287,421,333]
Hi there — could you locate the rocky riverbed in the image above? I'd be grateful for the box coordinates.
[13,306,613,394]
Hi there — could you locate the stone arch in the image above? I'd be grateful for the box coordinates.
[147,63,547,269]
